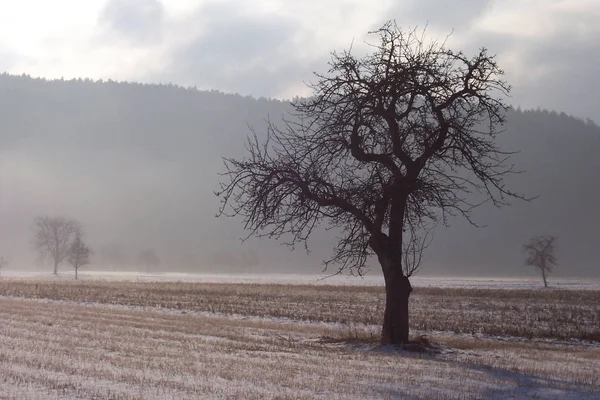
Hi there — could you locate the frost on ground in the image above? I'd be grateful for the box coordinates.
[2,279,598,341]
[0,280,599,399]
[1,297,599,400]
[3,270,600,291]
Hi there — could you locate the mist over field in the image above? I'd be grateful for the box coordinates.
[0,0,599,279]
[0,74,598,277]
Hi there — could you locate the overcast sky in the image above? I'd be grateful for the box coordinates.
[0,0,598,122]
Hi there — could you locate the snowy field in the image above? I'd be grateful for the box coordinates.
[0,274,599,399]
[2,269,600,290]
[0,295,598,400]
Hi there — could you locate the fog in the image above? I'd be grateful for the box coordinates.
[0,1,599,278]
[0,74,598,277]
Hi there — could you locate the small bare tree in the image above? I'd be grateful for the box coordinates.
[33,216,82,275]
[0,256,10,277]
[523,235,557,288]
[100,242,129,270]
[179,253,198,269]
[138,249,160,272]
[68,232,93,280]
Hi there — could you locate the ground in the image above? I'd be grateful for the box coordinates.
[0,273,599,399]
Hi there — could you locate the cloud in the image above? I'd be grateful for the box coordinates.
[153,1,320,96]
[149,0,397,98]
[459,1,600,123]
[508,32,600,123]
[380,0,600,123]
[99,0,165,44]
[191,3,295,63]
[0,49,17,72]
[87,0,600,122]
[389,0,493,32]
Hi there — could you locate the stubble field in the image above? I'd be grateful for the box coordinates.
[0,277,599,399]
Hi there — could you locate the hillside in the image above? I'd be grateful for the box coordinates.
[0,74,598,277]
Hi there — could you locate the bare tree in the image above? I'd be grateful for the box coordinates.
[523,235,557,288]
[100,242,129,270]
[137,249,160,272]
[33,216,82,275]
[68,232,93,280]
[0,256,9,277]
[179,253,198,269]
[240,249,260,273]
[217,22,526,344]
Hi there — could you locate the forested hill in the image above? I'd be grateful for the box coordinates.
[0,74,598,277]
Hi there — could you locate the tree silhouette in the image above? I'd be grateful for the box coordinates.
[100,243,129,270]
[0,256,9,277]
[217,21,526,344]
[523,235,557,288]
[68,232,93,280]
[33,216,82,275]
[137,249,160,272]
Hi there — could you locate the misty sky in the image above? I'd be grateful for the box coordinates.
[0,0,598,123]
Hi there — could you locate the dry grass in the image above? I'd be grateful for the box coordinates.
[1,294,599,399]
[0,279,598,341]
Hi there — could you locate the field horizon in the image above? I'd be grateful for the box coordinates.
[2,269,599,291]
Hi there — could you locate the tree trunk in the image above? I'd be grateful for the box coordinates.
[75,267,78,280]
[381,268,412,345]
[541,268,547,288]
[53,260,58,275]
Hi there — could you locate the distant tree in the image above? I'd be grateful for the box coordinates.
[523,235,557,288]
[217,21,526,344]
[68,232,93,280]
[33,216,82,275]
[137,249,160,272]
[0,256,9,277]
[179,253,198,269]
[240,249,260,273]
[100,243,129,270]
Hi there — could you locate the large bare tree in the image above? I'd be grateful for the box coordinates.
[68,232,93,280]
[217,22,525,344]
[33,216,82,275]
[523,235,557,288]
